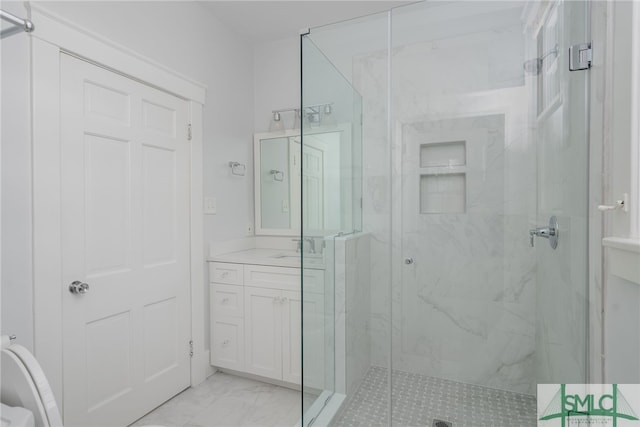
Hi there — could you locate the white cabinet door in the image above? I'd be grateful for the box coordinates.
[302,292,325,390]
[211,283,244,319]
[282,291,301,384]
[281,289,325,388]
[60,54,191,426]
[244,286,282,380]
[211,318,244,371]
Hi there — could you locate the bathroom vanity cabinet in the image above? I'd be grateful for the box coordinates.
[208,252,325,389]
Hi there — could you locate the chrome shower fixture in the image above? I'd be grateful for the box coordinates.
[272,111,281,122]
[523,44,559,75]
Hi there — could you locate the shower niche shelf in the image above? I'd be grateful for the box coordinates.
[420,140,466,168]
[419,140,467,214]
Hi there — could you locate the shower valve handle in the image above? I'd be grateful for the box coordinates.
[529,216,559,250]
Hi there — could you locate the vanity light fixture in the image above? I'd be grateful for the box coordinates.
[269,110,285,132]
[271,103,333,130]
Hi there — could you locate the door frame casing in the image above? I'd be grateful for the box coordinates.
[30,4,210,410]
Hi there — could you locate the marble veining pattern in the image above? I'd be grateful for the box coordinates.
[349,5,538,394]
[334,366,536,427]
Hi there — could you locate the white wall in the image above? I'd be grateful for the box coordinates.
[1,1,34,350]
[1,1,255,351]
[602,0,640,384]
[253,36,299,133]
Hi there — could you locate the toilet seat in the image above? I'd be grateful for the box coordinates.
[1,344,63,427]
[1,341,163,427]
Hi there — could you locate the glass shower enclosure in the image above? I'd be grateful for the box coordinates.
[301,1,591,425]
[300,34,364,426]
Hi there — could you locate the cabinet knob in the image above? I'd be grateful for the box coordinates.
[221,339,230,346]
[221,297,229,304]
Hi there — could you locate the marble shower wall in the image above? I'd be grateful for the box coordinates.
[352,4,538,394]
[333,233,372,395]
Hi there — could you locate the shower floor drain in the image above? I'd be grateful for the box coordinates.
[432,420,452,427]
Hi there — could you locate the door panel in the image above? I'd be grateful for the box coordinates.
[61,53,190,426]
[142,144,176,265]
[84,134,132,275]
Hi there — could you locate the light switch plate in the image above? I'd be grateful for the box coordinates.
[204,197,217,215]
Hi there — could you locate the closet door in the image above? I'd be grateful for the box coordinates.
[61,53,191,426]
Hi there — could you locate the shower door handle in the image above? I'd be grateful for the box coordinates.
[529,216,559,249]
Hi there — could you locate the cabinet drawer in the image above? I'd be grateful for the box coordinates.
[209,262,243,285]
[243,264,325,294]
[211,283,243,318]
[211,318,244,371]
[244,264,300,292]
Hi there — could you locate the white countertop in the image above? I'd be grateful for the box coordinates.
[208,248,325,269]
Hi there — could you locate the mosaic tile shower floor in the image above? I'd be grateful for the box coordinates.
[334,367,537,427]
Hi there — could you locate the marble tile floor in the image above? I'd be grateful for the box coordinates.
[130,371,314,427]
[334,366,537,427]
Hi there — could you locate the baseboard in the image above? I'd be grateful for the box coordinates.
[215,367,301,391]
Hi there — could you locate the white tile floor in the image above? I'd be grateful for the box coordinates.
[334,367,537,427]
[130,372,303,427]
[129,367,536,427]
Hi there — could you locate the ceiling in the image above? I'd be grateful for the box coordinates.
[200,1,413,44]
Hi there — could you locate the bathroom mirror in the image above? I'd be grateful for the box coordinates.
[254,124,358,236]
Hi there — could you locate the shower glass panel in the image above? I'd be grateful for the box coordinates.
[300,35,364,425]
[389,2,589,425]
[391,1,589,425]
[301,1,590,425]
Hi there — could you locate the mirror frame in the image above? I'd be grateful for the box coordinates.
[254,129,301,236]
[254,124,353,236]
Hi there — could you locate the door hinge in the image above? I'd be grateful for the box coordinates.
[569,43,592,71]
[189,340,194,357]
[187,123,192,141]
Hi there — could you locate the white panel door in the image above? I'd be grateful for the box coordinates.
[60,54,191,426]
[244,286,282,380]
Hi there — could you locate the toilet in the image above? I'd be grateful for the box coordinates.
[1,337,62,427]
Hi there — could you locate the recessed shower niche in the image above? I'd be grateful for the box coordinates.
[419,140,467,214]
